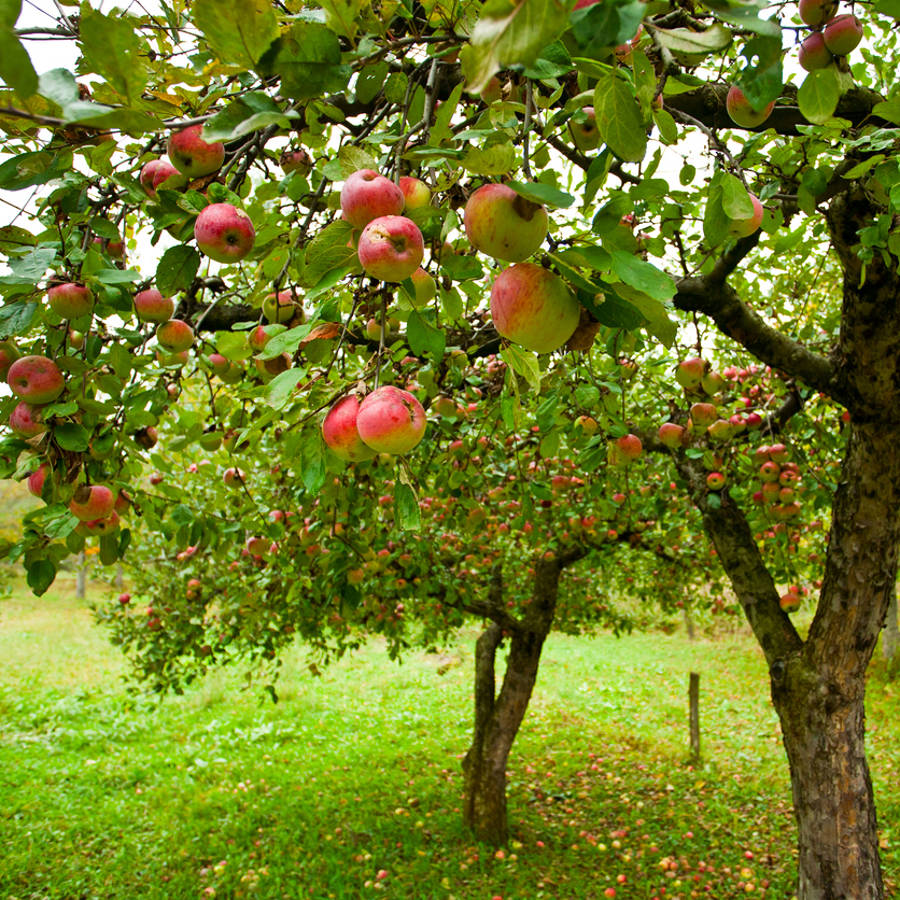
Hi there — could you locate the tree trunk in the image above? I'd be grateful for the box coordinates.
[883,588,898,668]
[76,551,86,600]
[462,557,570,844]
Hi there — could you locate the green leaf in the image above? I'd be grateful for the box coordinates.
[300,431,326,493]
[652,24,731,56]
[302,220,358,288]
[798,67,841,125]
[872,97,900,125]
[156,245,200,298]
[706,0,782,38]
[611,283,677,346]
[0,246,56,285]
[260,22,350,100]
[216,331,253,362]
[394,481,421,531]
[459,0,573,94]
[0,151,72,191]
[463,139,516,176]
[875,0,900,18]
[736,36,783,108]
[653,107,678,144]
[78,4,147,101]
[53,422,90,452]
[501,344,541,391]
[0,301,37,338]
[26,558,56,596]
[721,174,754,219]
[608,250,676,301]
[191,0,279,68]
[407,310,446,360]
[319,0,363,39]
[0,0,37,97]
[593,72,647,163]
[258,323,313,359]
[93,268,141,285]
[568,0,645,50]
[202,92,296,142]
[339,146,379,178]
[265,367,306,408]
[507,180,574,209]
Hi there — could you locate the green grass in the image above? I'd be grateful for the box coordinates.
[1,574,898,900]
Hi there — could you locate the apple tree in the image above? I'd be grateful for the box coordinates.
[2,0,900,895]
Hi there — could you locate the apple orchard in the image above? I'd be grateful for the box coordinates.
[1,0,899,896]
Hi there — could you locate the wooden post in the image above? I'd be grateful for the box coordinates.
[76,551,86,600]
[689,672,701,764]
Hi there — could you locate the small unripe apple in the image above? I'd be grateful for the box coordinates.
[69,484,115,521]
[0,340,20,380]
[707,419,734,442]
[7,355,65,404]
[194,203,256,264]
[167,124,225,177]
[569,106,600,152]
[490,263,580,353]
[658,422,686,449]
[341,169,405,230]
[48,282,93,319]
[725,86,775,129]
[322,395,378,462]
[9,401,47,438]
[27,464,49,498]
[280,148,312,176]
[464,183,549,263]
[675,357,706,391]
[399,176,431,210]
[356,385,427,455]
[156,319,194,352]
[357,215,424,282]
[118,592,131,605]
[76,512,120,538]
[608,433,642,466]
[223,467,245,486]
[706,471,726,491]
[199,430,223,451]
[134,288,175,323]
[92,237,124,259]
[263,290,303,324]
[823,14,863,56]
[140,158,184,198]
[799,32,834,72]
[798,0,838,27]
[68,329,84,349]
[727,193,764,238]
[255,353,290,377]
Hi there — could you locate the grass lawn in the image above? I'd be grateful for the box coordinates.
[0,573,897,899]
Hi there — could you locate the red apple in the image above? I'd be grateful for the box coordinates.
[690,402,718,427]
[194,203,256,263]
[140,158,183,198]
[707,471,726,491]
[248,325,270,353]
[823,14,863,56]
[490,263,580,353]
[118,592,131,605]
[48,282,93,319]
[134,288,175,323]
[69,484,115,521]
[608,433,642,466]
[780,591,802,612]
[357,215,424,282]
[727,193,764,238]
[799,32,834,72]
[399,176,431,211]
[7,356,65,404]
[340,169,405,230]
[356,386,427,454]
[93,237,124,259]
[464,183,549,263]
[322,395,378,462]
[76,512,119,537]
[167,124,225,177]
[658,422,686,449]
[9,401,47,438]
[725,86,775,129]
[676,357,707,390]
[156,319,194,352]
[27,464,49,497]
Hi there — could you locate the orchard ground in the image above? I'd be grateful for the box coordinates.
[1,573,897,900]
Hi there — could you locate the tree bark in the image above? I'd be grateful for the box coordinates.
[883,588,898,668]
[462,556,572,845]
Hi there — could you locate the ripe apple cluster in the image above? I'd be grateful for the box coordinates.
[797,0,863,72]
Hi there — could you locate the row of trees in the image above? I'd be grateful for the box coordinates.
[1,0,899,895]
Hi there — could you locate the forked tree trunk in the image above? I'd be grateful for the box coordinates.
[462,557,569,845]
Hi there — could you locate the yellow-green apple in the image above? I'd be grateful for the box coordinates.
[574,415,598,435]
[658,422,686,448]
[608,433,642,466]
[799,32,834,71]
[675,357,706,390]
[706,471,726,490]
[199,430,223,450]
[357,215,424,282]
[134,288,175,323]
[690,402,718,427]
[194,203,256,263]
[7,356,65,404]
[569,107,599,152]
[701,370,725,395]
[340,169,405,229]
[208,353,242,384]
[779,591,802,612]
[464,183,549,262]
[725,86,775,128]
[68,329,84,349]
[727,193,764,238]
[263,290,303,324]
[245,536,269,556]
[322,395,378,462]
[0,340,19,379]
[69,483,115,521]
[403,267,436,308]
[823,14,863,55]
[356,385,427,454]
[48,282,93,319]
[489,263,580,353]
[399,176,431,210]
[706,419,734,441]
[798,0,838,26]
[759,460,781,482]
[156,319,194,352]
[255,353,290,377]
[280,148,312,176]
[9,402,47,438]
[167,124,225,177]
[27,464,48,497]
[140,159,183,198]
